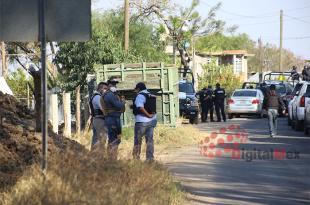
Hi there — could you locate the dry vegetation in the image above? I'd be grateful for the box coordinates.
[1,91,205,205]
[0,152,183,205]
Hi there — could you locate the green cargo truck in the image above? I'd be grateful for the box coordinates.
[93,62,179,127]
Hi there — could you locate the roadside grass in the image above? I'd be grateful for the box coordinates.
[0,122,203,205]
[0,151,184,205]
[72,123,205,160]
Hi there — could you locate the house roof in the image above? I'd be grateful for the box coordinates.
[197,50,255,57]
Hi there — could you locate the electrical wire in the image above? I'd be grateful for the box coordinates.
[284,14,310,24]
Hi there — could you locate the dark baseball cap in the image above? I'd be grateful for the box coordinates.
[135,82,147,90]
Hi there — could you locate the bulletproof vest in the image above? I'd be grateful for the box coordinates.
[101,91,125,116]
[133,93,157,116]
[89,93,104,117]
[214,88,225,101]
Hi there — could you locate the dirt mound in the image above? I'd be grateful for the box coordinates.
[0,92,85,192]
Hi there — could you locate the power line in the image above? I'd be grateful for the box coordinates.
[284,14,310,24]
[237,15,310,27]
[200,0,310,20]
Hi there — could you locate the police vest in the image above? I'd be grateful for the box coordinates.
[214,89,226,101]
[101,91,126,117]
[133,93,157,116]
[89,93,104,117]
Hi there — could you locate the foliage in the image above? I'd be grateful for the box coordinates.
[196,33,255,52]
[133,0,228,68]
[0,154,184,205]
[6,68,33,100]
[198,62,243,96]
[248,43,305,73]
[54,11,168,93]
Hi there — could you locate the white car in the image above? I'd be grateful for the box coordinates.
[289,81,310,131]
[288,82,304,126]
[227,89,265,119]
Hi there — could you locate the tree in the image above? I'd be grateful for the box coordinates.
[198,61,242,96]
[54,11,168,94]
[132,0,227,69]
[6,68,34,99]
[196,33,255,52]
[6,43,57,131]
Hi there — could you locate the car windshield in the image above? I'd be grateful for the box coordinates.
[233,90,257,97]
[267,84,286,95]
[179,83,195,93]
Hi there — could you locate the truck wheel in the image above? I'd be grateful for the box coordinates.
[190,116,199,124]
[228,114,234,119]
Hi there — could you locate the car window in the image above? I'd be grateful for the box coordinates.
[233,91,257,97]
[179,83,194,93]
[306,85,310,94]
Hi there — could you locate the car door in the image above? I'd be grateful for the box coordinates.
[292,83,304,120]
[294,84,307,119]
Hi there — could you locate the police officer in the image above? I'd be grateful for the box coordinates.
[101,79,126,160]
[197,87,208,122]
[291,65,299,81]
[198,86,214,122]
[213,83,226,122]
[89,82,108,150]
[302,65,310,81]
[206,85,214,122]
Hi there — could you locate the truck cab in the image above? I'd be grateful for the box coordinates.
[178,80,199,124]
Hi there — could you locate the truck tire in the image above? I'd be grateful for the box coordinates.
[190,115,199,124]
[228,114,234,119]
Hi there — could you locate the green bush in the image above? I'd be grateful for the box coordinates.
[198,61,243,97]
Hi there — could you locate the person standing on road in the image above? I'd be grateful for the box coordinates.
[302,65,310,81]
[132,82,157,162]
[213,83,226,122]
[197,87,208,122]
[89,82,108,150]
[197,86,214,122]
[101,79,126,160]
[265,84,286,137]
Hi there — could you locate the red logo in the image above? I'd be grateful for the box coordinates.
[198,125,249,159]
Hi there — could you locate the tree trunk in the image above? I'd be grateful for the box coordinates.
[31,69,42,132]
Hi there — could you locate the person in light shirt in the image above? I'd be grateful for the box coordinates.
[132,82,157,162]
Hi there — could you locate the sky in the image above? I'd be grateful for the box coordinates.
[93,0,310,59]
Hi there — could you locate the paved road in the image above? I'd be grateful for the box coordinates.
[164,117,310,205]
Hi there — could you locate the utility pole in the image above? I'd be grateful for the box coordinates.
[258,37,263,82]
[279,10,283,72]
[1,42,7,78]
[124,0,130,51]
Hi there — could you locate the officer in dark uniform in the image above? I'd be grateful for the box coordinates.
[213,83,226,122]
[197,87,208,122]
[205,85,214,122]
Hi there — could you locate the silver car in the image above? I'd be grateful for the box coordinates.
[227,89,265,119]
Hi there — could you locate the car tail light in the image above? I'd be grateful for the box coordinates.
[228,99,234,104]
[252,99,260,104]
[300,96,305,107]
